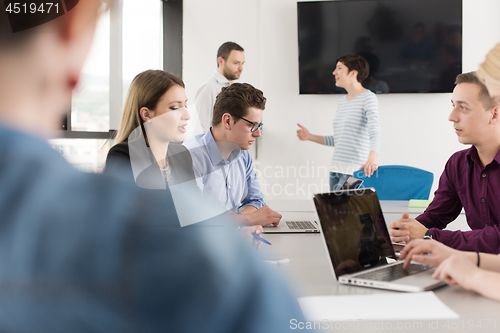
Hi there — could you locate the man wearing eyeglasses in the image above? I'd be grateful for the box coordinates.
[184,83,282,227]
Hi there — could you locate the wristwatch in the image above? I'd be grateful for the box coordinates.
[423,229,432,240]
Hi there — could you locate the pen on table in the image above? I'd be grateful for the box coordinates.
[252,232,272,245]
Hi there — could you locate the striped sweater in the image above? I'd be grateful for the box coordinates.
[324,89,381,175]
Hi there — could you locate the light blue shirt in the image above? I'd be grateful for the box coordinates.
[183,129,266,213]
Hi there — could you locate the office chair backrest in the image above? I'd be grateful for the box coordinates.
[352,165,434,200]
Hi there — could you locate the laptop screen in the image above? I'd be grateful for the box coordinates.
[313,189,396,277]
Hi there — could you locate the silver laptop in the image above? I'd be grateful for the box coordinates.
[263,220,319,234]
[314,188,446,292]
[262,177,363,234]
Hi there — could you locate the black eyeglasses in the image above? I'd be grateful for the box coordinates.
[231,115,263,132]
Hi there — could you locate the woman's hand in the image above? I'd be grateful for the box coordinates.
[399,239,460,269]
[433,254,481,290]
[359,151,378,176]
[296,123,311,141]
[239,225,264,249]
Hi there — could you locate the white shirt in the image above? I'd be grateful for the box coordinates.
[194,71,230,133]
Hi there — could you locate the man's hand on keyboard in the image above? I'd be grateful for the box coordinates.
[243,205,282,227]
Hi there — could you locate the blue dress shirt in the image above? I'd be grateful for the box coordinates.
[183,128,266,213]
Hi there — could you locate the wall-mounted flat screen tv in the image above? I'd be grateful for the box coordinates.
[298,0,462,94]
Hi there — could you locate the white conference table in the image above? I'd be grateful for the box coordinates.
[267,199,470,231]
[260,200,497,332]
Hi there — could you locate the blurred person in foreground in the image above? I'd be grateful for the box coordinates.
[0,1,305,332]
[478,43,500,108]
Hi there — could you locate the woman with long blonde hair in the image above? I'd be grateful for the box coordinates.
[105,70,194,187]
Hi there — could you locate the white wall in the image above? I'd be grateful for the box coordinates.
[183,0,500,200]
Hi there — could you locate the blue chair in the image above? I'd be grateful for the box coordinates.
[352,165,434,200]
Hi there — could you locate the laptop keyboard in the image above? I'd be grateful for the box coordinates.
[286,221,318,230]
[354,263,431,282]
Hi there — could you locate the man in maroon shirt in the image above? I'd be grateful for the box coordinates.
[389,72,500,253]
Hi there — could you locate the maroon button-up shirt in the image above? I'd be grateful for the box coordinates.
[417,146,500,253]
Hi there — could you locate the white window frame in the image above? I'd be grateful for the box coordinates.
[55,0,182,140]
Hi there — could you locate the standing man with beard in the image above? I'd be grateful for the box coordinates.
[196,42,245,133]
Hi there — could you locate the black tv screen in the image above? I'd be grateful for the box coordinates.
[298,0,462,94]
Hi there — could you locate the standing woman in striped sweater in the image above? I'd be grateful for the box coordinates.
[297,54,381,191]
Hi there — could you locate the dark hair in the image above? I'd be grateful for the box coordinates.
[356,52,380,78]
[455,72,497,110]
[217,42,244,66]
[0,2,33,49]
[336,54,370,82]
[212,83,266,127]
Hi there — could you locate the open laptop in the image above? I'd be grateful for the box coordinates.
[263,177,363,234]
[263,219,320,234]
[313,188,446,292]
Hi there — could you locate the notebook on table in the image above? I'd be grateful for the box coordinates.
[313,188,445,292]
